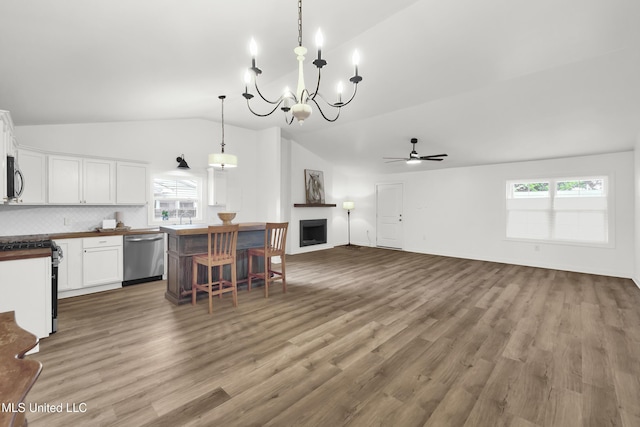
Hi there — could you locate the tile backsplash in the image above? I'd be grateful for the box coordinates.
[0,205,149,237]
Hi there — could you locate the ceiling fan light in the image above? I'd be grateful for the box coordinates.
[406,158,422,165]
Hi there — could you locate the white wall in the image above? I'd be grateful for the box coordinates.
[635,135,640,286]
[255,127,282,222]
[340,151,635,278]
[287,139,339,254]
[1,118,270,235]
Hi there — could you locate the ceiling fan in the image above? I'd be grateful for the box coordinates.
[383,138,448,164]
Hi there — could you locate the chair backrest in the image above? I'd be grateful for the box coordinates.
[265,222,288,254]
[208,224,239,259]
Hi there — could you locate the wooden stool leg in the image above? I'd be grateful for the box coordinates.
[207,263,213,315]
[247,253,253,292]
[208,283,213,314]
[192,261,198,305]
[281,255,286,293]
[264,256,270,298]
[232,261,238,307]
[218,265,223,299]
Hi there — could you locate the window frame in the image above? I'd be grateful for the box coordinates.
[505,174,614,248]
[148,172,205,226]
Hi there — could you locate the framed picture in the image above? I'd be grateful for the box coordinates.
[304,169,325,204]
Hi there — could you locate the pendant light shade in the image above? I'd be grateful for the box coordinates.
[208,153,237,168]
[209,95,238,169]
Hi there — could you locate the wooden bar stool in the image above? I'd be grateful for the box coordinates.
[191,224,239,314]
[247,222,288,298]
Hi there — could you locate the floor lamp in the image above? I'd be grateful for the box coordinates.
[343,201,355,246]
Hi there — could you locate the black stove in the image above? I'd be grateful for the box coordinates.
[0,240,53,251]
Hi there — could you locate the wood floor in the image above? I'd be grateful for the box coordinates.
[25,246,640,427]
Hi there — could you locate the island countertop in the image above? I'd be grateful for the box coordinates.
[160,222,265,236]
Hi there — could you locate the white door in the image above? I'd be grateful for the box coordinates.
[376,183,403,248]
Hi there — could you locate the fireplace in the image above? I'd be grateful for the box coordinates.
[300,219,327,247]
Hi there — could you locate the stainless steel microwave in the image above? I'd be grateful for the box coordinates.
[6,155,24,201]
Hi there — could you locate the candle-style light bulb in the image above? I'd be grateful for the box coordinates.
[352,50,360,77]
[315,29,323,60]
[243,70,252,93]
[283,86,291,108]
[250,38,258,68]
[336,81,343,104]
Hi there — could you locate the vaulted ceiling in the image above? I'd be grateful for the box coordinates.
[1,0,639,173]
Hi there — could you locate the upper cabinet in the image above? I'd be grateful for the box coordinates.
[116,162,148,205]
[83,158,116,204]
[0,111,16,203]
[17,147,46,204]
[48,155,115,204]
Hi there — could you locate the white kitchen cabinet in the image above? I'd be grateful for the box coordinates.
[82,236,123,287]
[55,236,123,298]
[0,256,52,343]
[48,155,116,204]
[116,161,148,204]
[0,111,13,203]
[17,147,47,204]
[55,238,83,292]
[48,155,82,203]
[84,158,116,204]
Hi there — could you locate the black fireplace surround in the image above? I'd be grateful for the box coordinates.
[300,219,327,247]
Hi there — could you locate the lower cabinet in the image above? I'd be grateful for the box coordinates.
[82,236,123,287]
[55,236,123,298]
[56,238,83,292]
[0,256,52,342]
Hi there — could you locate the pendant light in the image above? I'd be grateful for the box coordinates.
[242,0,362,125]
[208,95,237,169]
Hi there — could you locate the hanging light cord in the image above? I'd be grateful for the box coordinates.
[297,0,303,47]
[219,95,226,154]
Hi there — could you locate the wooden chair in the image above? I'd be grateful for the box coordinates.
[191,224,239,314]
[247,222,288,298]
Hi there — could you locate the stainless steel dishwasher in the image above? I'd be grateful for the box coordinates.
[123,233,165,286]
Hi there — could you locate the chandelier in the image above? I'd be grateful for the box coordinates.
[242,0,362,125]
[208,95,237,169]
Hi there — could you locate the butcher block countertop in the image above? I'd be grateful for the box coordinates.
[50,227,161,239]
[0,311,42,427]
[160,222,265,236]
[0,228,161,243]
[0,248,52,262]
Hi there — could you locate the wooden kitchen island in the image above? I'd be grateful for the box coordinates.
[160,223,265,304]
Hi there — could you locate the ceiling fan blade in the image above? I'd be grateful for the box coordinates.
[384,159,406,163]
[423,158,444,161]
[383,157,408,160]
[419,154,448,159]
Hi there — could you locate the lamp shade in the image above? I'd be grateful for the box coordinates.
[176,155,190,169]
[208,153,238,168]
[343,201,355,210]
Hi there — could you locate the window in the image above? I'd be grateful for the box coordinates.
[506,176,609,244]
[150,174,204,224]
